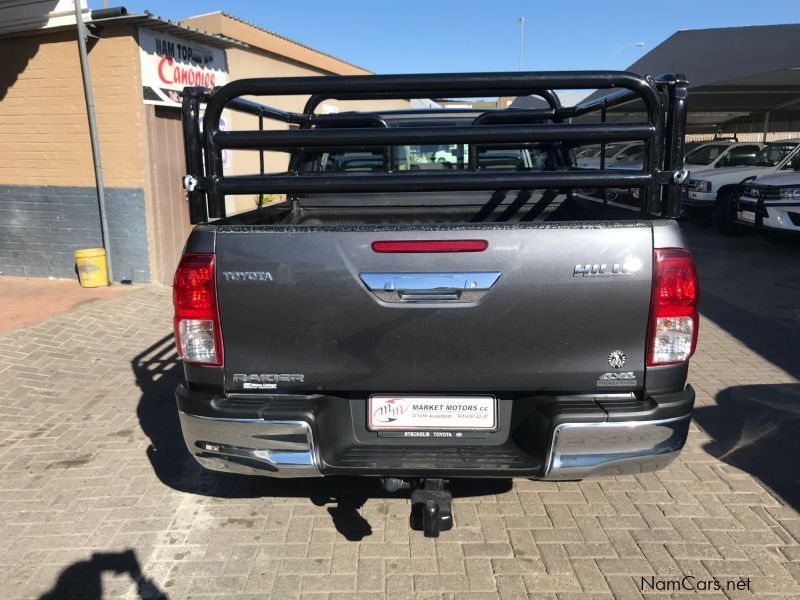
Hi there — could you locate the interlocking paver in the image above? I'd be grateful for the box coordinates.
[0,226,799,598]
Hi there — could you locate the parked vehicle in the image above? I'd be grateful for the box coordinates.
[683,140,800,232]
[683,135,738,157]
[735,159,800,234]
[433,145,463,166]
[684,141,763,170]
[574,144,601,160]
[576,141,645,169]
[175,72,697,536]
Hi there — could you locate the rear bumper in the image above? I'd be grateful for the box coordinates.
[177,386,694,480]
[178,414,321,478]
[542,414,690,480]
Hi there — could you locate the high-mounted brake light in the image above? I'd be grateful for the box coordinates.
[647,248,699,366]
[173,253,223,366]
[372,239,488,253]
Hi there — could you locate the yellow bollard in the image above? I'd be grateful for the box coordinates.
[74,248,109,287]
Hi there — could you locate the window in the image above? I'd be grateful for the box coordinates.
[757,143,798,167]
[575,145,601,159]
[300,145,555,173]
[721,145,761,167]
[301,149,385,173]
[616,145,644,161]
[685,144,728,165]
[603,143,626,158]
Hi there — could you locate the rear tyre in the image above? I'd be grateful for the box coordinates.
[714,191,746,236]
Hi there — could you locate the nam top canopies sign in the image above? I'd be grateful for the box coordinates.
[138,27,228,107]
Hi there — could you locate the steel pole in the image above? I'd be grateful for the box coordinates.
[73,0,113,283]
[518,17,525,71]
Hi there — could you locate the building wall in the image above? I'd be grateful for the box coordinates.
[0,25,153,282]
[0,185,149,280]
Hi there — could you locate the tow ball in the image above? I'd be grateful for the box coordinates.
[379,477,454,537]
[410,479,453,537]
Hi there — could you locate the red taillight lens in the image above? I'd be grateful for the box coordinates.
[173,253,222,366]
[647,248,699,366]
[372,239,488,253]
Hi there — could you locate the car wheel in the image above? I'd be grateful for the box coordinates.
[714,191,746,236]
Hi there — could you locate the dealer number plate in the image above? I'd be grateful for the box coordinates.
[739,210,756,223]
[368,395,496,431]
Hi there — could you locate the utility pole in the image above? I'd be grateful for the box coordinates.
[74,0,113,283]
[518,17,525,71]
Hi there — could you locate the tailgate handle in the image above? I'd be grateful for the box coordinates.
[360,272,501,304]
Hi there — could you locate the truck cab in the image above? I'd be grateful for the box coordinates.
[684,141,763,170]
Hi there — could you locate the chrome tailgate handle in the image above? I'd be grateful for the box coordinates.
[360,272,501,303]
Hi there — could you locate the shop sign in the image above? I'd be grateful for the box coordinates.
[139,27,228,107]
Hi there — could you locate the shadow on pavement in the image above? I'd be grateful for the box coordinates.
[133,334,512,540]
[693,383,800,511]
[38,549,165,600]
[683,222,800,380]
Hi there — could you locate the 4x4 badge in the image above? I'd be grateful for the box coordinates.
[597,371,636,386]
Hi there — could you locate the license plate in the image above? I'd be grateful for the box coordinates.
[368,395,496,431]
[739,210,756,223]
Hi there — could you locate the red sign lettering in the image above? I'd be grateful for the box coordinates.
[157,56,216,88]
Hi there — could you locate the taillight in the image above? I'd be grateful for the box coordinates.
[173,253,222,366]
[647,248,699,366]
[372,239,488,253]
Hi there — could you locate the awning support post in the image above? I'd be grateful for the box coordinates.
[762,111,770,143]
[74,0,113,283]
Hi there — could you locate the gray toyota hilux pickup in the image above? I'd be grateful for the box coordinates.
[174,71,697,535]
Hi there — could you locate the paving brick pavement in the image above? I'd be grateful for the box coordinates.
[0,230,799,599]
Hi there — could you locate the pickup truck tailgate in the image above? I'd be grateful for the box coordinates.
[215,224,653,393]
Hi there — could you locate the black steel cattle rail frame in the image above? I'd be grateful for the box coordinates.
[181,71,688,224]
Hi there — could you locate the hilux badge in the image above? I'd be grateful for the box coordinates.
[608,350,627,368]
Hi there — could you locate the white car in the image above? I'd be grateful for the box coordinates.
[682,140,800,231]
[684,141,763,170]
[735,167,800,234]
[576,142,644,169]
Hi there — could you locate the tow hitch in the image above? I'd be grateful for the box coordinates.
[379,477,454,537]
[410,479,453,537]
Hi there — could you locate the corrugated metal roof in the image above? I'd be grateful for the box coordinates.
[89,10,246,50]
[574,24,800,131]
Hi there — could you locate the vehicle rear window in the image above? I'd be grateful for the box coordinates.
[299,145,554,172]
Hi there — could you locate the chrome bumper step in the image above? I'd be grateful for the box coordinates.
[179,410,691,479]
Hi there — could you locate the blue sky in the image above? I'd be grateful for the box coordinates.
[106,0,800,73]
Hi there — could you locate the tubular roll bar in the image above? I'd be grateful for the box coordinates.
[181,71,688,223]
